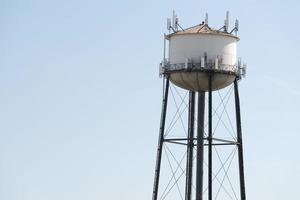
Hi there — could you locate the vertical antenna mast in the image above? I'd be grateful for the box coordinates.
[235,19,239,35]
[167,18,171,32]
[225,11,229,32]
[163,34,166,64]
[205,13,208,25]
[172,10,176,29]
[172,10,178,31]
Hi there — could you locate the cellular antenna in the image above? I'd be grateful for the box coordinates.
[167,18,171,31]
[235,19,239,31]
[171,10,180,31]
[172,10,176,30]
[230,19,239,35]
[224,11,229,32]
[205,13,208,24]
[175,16,179,30]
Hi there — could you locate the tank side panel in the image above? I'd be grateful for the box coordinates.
[222,42,237,65]
[169,34,237,66]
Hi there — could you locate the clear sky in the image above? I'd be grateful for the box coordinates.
[0,0,300,199]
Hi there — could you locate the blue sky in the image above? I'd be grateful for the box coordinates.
[0,0,300,199]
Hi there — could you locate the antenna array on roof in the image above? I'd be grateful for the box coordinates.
[166,11,184,33]
[166,11,239,36]
[216,11,239,35]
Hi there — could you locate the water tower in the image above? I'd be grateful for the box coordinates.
[152,12,247,200]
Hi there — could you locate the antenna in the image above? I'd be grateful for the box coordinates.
[235,19,239,31]
[224,11,229,32]
[175,16,179,30]
[167,18,171,31]
[172,10,179,31]
[205,13,208,24]
[234,19,239,35]
[230,18,239,34]
[172,10,176,29]
[242,63,247,77]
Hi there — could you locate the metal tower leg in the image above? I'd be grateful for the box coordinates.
[152,77,170,200]
[185,91,195,200]
[196,92,205,200]
[234,79,246,200]
[208,73,213,200]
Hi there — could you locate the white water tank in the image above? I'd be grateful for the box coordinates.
[165,23,240,91]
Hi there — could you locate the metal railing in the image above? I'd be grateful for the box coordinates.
[159,58,247,79]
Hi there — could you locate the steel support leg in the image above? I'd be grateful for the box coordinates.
[185,91,195,200]
[196,92,205,200]
[208,73,213,200]
[152,77,170,200]
[234,79,246,200]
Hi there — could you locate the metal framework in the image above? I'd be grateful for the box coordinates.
[152,73,246,200]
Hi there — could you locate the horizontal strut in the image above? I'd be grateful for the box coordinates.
[164,138,239,146]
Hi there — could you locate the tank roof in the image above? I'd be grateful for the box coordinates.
[166,23,239,40]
